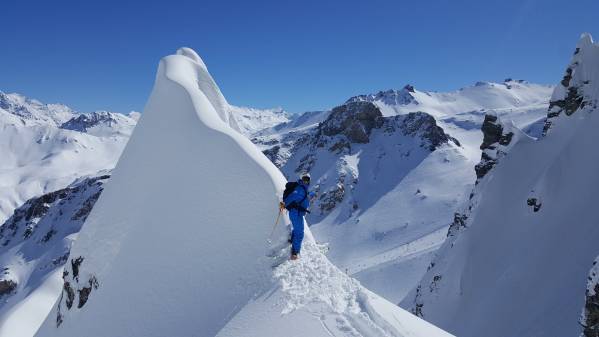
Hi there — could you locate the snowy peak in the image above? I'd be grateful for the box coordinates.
[59,111,137,137]
[0,91,75,126]
[346,85,418,106]
[475,113,523,179]
[543,33,599,136]
[0,90,137,136]
[228,105,291,136]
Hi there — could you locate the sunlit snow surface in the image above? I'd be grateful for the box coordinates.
[402,33,599,337]
[32,48,453,337]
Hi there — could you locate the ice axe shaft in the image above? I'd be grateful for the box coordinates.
[267,203,285,243]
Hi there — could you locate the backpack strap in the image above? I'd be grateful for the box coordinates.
[298,184,308,204]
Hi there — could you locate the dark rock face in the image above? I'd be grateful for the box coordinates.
[262,145,281,165]
[447,212,468,237]
[480,115,503,150]
[320,101,383,143]
[0,175,108,310]
[550,86,585,117]
[526,198,542,212]
[384,112,460,150]
[318,183,346,213]
[0,279,17,297]
[475,114,514,180]
[60,111,118,132]
[0,175,107,246]
[583,287,599,337]
[77,276,98,308]
[542,42,596,137]
[57,257,99,326]
[582,259,599,337]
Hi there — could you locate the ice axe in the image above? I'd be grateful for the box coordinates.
[267,202,285,244]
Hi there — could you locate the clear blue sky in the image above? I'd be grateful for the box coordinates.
[1,0,598,114]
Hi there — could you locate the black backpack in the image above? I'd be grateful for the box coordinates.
[283,181,308,212]
[283,181,298,200]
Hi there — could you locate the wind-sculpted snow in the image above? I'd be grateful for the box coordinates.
[33,48,451,337]
[402,33,599,337]
[33,47,286,337]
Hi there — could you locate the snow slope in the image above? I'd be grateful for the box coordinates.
[254,80,552,303]
[228,105,291,137]
[402,33,599,337]
[0,92,136,223]
[34,47,453,337]
[0,175,109,337]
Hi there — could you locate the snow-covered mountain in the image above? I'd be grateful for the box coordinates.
[0,174,109,337]
[30,47,453,337]
[252,78,552,303]
[401,33,599,337]
[227,105,291,136]
[0,92,137,223]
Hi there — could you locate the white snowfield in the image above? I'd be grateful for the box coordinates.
[33,48,453,337]
[0,92,136,223]
[402,33,599,337]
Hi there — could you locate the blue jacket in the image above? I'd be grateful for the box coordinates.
[284,180,310,216]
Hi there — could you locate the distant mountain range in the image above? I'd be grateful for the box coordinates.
[7,41,593,336]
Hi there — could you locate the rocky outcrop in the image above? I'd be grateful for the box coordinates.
[581,257,599,337]
[283,102,457,220]
[319,101,383,143]
[0,174,108,309]
[474,114,515,180]
[0,175,108,246]
[56,256,99,326]
[542,34,598,136]
[408,113,521,316]
[0,279,17,297]
[382,112,460,150]
[60,111,119,132]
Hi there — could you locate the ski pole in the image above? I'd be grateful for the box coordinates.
[267,203,285,243]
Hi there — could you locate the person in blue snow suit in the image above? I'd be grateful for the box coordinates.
[283,173,312,260]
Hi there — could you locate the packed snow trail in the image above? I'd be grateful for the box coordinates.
[33,47,453,337]
[218,231,453,337]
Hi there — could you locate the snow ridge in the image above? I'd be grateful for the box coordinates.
[401,33,599,337]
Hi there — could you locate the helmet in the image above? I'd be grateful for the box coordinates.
[301,173,311,183]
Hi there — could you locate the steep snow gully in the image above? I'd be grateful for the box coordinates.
[33,48,453,337]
